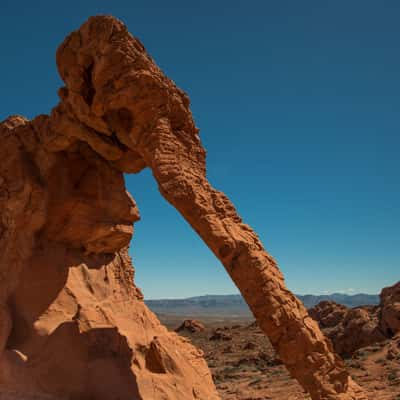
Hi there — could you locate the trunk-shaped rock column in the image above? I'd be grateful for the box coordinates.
[139,119,366,400]
[54,16,367,400]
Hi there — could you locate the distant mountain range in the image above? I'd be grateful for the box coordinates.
[146,293,380,318]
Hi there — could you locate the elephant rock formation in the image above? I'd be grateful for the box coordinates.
[0,16,367,400]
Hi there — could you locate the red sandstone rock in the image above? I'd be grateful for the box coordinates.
[330,306,385,357]
[309,301,348,329]
[0,118,218,399]
[380,281,400,337]
[385,334,400,360]
[176,320,205,334]
[310,284,400,358]
[0,15,367,400]
[209,329,233,342]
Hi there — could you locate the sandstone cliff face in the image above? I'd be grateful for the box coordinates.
[0,117,218,399]
[0,16,367,400]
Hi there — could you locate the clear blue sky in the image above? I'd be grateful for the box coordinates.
[1,1,399,298]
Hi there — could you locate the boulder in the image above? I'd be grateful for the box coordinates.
[175,319,205,334]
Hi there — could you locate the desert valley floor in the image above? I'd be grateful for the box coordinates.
[161,315,400,400]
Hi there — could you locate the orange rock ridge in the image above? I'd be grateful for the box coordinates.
[0,16,368,400]
[309,282,400,357]
[309,302,386,357]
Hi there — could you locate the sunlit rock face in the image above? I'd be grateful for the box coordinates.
[0,16,367,400]
[0,115,218,399]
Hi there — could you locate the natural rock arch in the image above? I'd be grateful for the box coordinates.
[0,16,366,400]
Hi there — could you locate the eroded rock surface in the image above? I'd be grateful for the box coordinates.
[380,281,400,337]
[0,118,218,400]
[310,282,400,357]
[310,302,386,357]
[309,301,348,329]
[0,15,368,400]
[176,320,205,334]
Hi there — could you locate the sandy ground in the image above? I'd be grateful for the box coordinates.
[162,316,400,400]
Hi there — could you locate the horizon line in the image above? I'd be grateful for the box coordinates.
[144,291,380,301]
